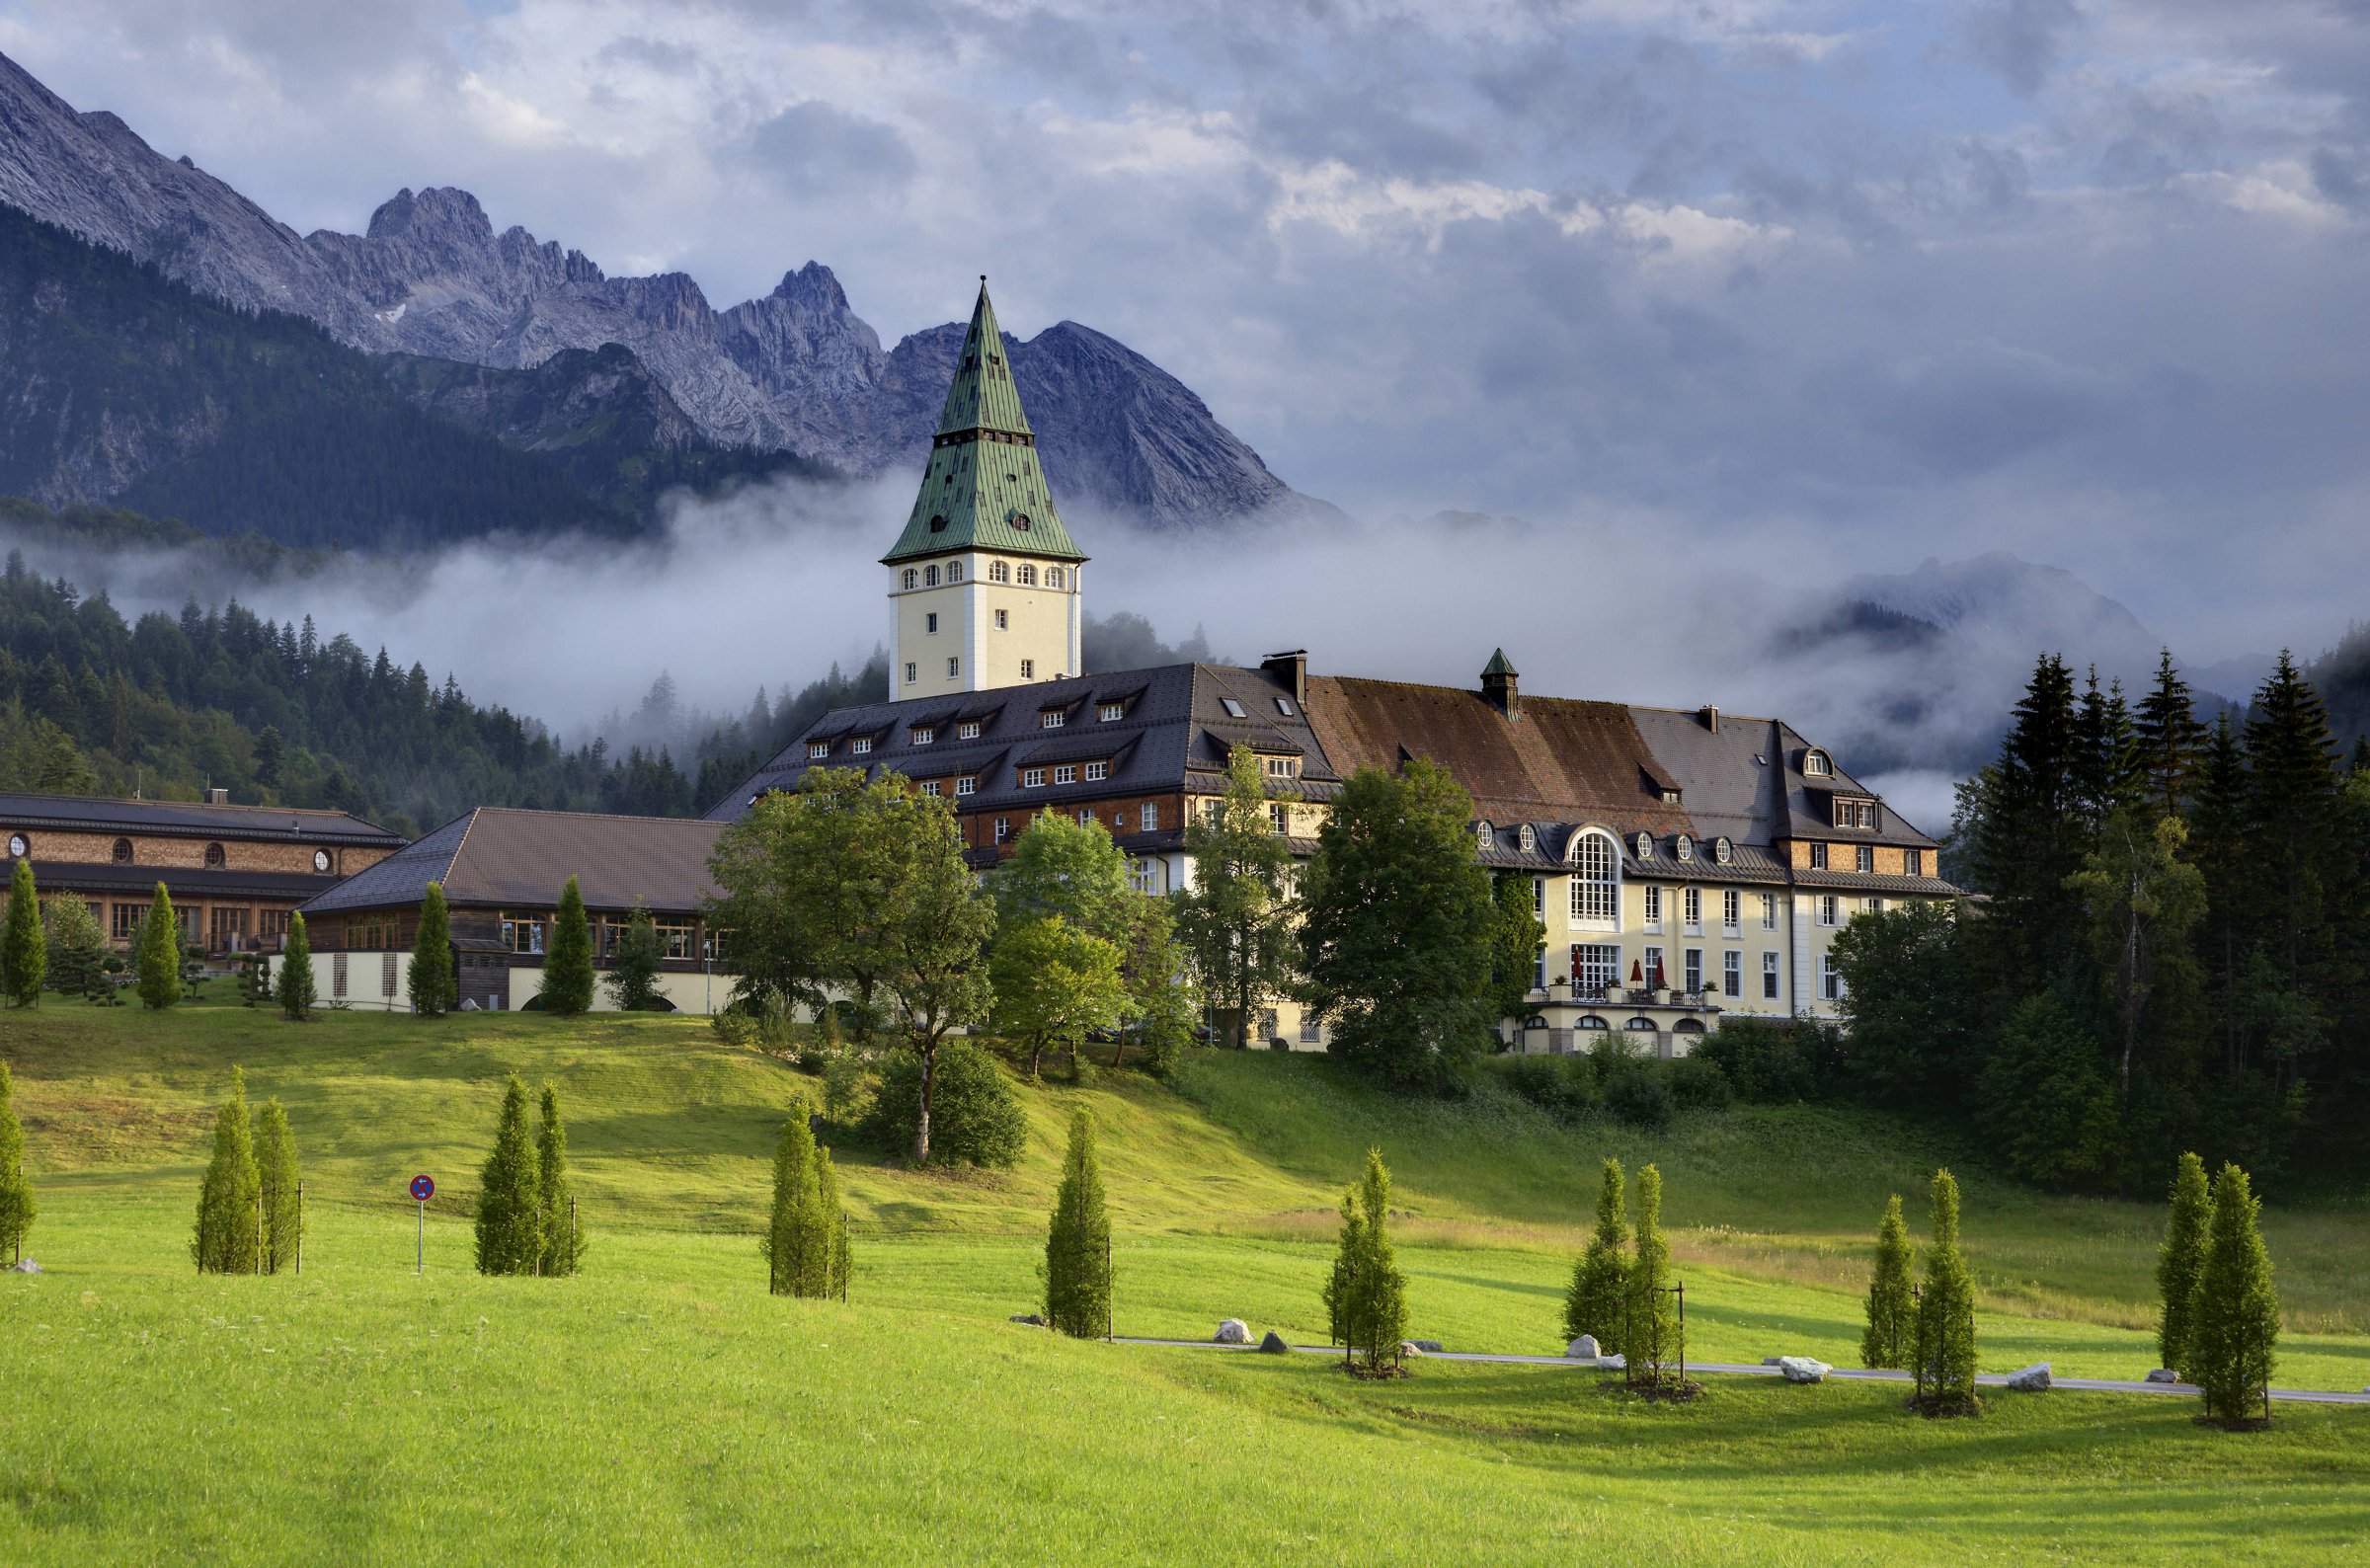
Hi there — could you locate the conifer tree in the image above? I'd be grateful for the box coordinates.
[0,1060,34,1264]
[602,902,666,1011]
[474,1075,543,1275]
[41,891,110,1003]
[255,1097,301,1275]
[538,876,595,1016]
[1626,1163,1680,1382]
[1911,1168,1979,1413]
[276,912,316,1021]
[765,1113,837,1297]
[192,1067,262,1274]
[2134,650,2205,819]
[1322,1149,1408,1372]
[135,883,180,1010]
[1044,1109,1112,1338]
[1860,1194,1916,1370]
[820,1148,849,1298]
[2189,1163,2279,1427]
[3,854,46,1007]
[2244,654,2342,1011]
[1562,1157,1629,1353]
[536,1082,583,1276]
[409,881,456,1016]
[2156,1151,2211,1376]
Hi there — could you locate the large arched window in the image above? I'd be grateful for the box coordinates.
[1568,829,1619,923]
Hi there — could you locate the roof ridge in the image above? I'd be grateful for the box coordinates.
[0,789,384,822]
[467,806,725,826]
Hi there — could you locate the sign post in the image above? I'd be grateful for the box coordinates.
[409,1174,435,1273]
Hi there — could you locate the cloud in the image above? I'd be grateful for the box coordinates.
[1958,0,2082,97]
[741,99,917,198]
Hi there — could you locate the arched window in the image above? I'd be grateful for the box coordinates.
[1804,747,1832,777]
[1714,836,1733,864]
[947,560,964,583]
[1633,831,1655,861]
[928,513,948,533]
[923,565,940,587]
[203,842,225,869]
[1048,567,1066,589]
[1676,834,1693,862]
[1475,821,1494,852]
[1576,1014,1610,1031]
[990,561,1010,584]
[1624,1017,1658,1033]
[1673,1017,1707,1035]
[1569,830,1618,922]
[1017,564,1038,587]
[902,569,918,590]
[1012,512,1033,531]
[114,837,133,864]
[1518,823,1537,852]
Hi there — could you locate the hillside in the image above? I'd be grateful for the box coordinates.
[5,1004,2368,1562]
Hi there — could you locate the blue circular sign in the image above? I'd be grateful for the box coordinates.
[409,1174,435,1202]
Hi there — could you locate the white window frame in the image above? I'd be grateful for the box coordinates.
[1084,760,1108,782]
[1099,702,1125,723]
[1820,955,1844,1001]
[955,776,977,797]
[1041,710,1066,729]
[807,742,829,760]
[851,737,873,755]
[1683,887,1702,936]
[1022,768,1046,788]
[904,663,916,685]
[1683,948,1702,994]
[1819,895,1840,927]
[1140,802,1157,831]
[912,727,935,745]
[1020,659,1035,679]
[1763,950,1780,999]
[1573,944,1621,995]
[1569,830,1620,926]
[1054,764,1077,785]
[993,818,1011,842]
[1810,842,1829,870]
[1722,890,1740,937]
[1760,894,1778,931]
[958,721,982,740]
[920,781,940,797]
[1723,950,1742,998]
[1642,884,1662,933]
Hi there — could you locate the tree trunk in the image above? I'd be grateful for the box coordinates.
[1028,1039,1044,1078]
[913,1039,935,1163]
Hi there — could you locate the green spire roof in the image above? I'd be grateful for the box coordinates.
[1482,648,1518,677]
[882,280,1085,566]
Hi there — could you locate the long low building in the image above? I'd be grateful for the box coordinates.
[271,807,729,1013]
[1,789,404,956]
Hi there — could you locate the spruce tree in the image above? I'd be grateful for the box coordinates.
[1860,1194,1916,1370]
[409,881,456,1016]
[1911,1168,1980,1414]
[0,1060,34,1264]
[135,883,180,1011]
[255,1098,301,1275]
[1044,1108,1112,1338]
[1323,1148,1407,1373]
[764,1115,831,1296]
[3,855,46,1007]
[1626,1163,1681,1382]
[1562,1157,1629,1354]
[2189,1163,2279,1427]
[536,1082,583,1276]
[818,1147,849,1299]
[276,912,316,1021]
[2134,650,2205,819]
[41,892,109,1003]
[192,1067,262,1274]
[474,1075,543,1275]
[2156,1151,2211,1375]
[539,877,595,1016]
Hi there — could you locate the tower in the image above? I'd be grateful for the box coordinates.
[884,279,1086,697]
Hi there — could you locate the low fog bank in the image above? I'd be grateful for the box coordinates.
[5,473,2060,807]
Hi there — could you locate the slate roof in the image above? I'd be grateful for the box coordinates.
[881,282,1086,566]
[300,809,724,916]
[23,862,359,902]
[0,791,401,846]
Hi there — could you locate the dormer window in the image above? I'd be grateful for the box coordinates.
[1041,709,1066,730]
[1634,832,1655,861]
[1022,767,1046,788]
[1475,822,1494,851]
[1013,514,1033,533]
[1804,748,1833,777]
[1833,797,1878,830]
[912,727,935,745]
[1676,834,1694,862]
[808,742,830,760]
[1099,702,1125,723]
[1660,789,1682,806]
[1085,761,1109,782]
[929,514,948,533]
[1518,824,1537,852]
[1264,756,1296,778]
[958,721,982,740]
[851,737,873,755]
[1714,836,1733,865]
[1220,698,1247,719]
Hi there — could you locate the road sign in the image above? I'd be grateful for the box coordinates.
[410,1174,435,1201]
[410,1174,434,1273]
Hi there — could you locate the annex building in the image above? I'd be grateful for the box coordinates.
[711,281,1961,1055]
[0,789,402,957]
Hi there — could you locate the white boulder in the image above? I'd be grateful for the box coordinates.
[2006,1363,2052,1392]
[1215,1318,1251,1345]
[1598,1353,1626,1371]
[1778,1357,1831,1383]
[1565,1335,1601,1360]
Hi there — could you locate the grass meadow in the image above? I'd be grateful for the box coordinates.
[3,993,2368,1562]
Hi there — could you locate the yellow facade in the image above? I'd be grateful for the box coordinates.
[892,550,1082,698]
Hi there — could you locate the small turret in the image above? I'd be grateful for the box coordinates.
[1481,648,1520,722]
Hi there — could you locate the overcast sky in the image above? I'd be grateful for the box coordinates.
[3,0,2367,664]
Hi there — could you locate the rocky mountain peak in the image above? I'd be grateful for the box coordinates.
[771,261,850,312]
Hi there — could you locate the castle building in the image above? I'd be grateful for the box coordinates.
[883,281,1085,698]
[710,281,1962,1053]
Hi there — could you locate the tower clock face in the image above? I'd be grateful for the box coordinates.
[313,849,332,873]
[6,832,25,859]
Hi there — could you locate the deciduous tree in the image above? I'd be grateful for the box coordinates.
[2066,811,2205,1109]
[1173,745,1298,1050]
[990,914,1128,1078]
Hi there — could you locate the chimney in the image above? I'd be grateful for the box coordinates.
[1261,649,1309,708]
[1700,705,1720,735]
[206,787,230,806]
[1481,649,1521,722]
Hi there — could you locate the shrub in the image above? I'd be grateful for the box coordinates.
[1497,1053,1598,1122]
[1694,1018,1838,1103]
[1668,1054,1730,1112]
[863,1041,1026,1168]
[1602,1058,1674,1131]
[821,1052,876,1128]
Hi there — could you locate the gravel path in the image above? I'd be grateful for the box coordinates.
[1112,1337,2370,1406]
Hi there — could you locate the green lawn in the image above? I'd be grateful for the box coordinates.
[4,1001,2368,1562]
